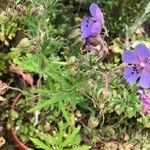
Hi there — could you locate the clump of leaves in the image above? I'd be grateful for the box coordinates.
[30,121,90,150]
[0,8,18,46]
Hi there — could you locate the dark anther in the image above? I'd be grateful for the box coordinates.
[86,25,88,27]
[92,19,96,23]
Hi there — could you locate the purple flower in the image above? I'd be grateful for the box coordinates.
[81,3,103,39]
[137,89,150,113]
[122,44,150,88]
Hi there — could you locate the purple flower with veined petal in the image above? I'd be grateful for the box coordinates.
[122,44,150,88]
[81,3,103,39]
[137,89,150,113]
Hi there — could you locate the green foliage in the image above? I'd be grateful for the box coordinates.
[0,52,8,71]
[1,0,150,149]
[107,83,142,118]
[30,122,90,150]
[30,137,50,150]
[137,115,150,128]
[28,91,82,112]
[0,8,18,46]
[0,4,20,72]
[15,0,21,5]
[15,53,40,73]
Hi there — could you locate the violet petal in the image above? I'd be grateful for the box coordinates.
[90,3,103,21]
[91,21,102,34]
[139,68,150,88]
[135,44,150,62]
[81,17,92,38]
[123,67,140,83]
[122,50,139,64]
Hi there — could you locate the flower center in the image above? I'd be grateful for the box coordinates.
[95,45,101,51]
[140,62,145,68]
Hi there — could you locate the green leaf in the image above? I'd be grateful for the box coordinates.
[61,126,81,148]
[47,72,70,88]
[59,101,71,123]
[16,54,40,73]
[112,39,123,53]
[28,91,80,112]
[28,92,64,112]
[145,2,150,14]
[72,145,91,150]
[30,137,52,150]
[44,63,71,89]
[78,101,95,114]
[15,0,21,4]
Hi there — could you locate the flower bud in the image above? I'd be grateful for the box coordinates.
[86,79,95,89]
[32,5,44,16]
[70,68,78,76]
[16,4,26,14]
[98,89,111,102]
[19,38,31,48]
[44,122,51,131]
[68,56,77,65]
[37,5,44,16]
[75,110,82,117]
[69,28,81,39]
[88,117,99,129]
